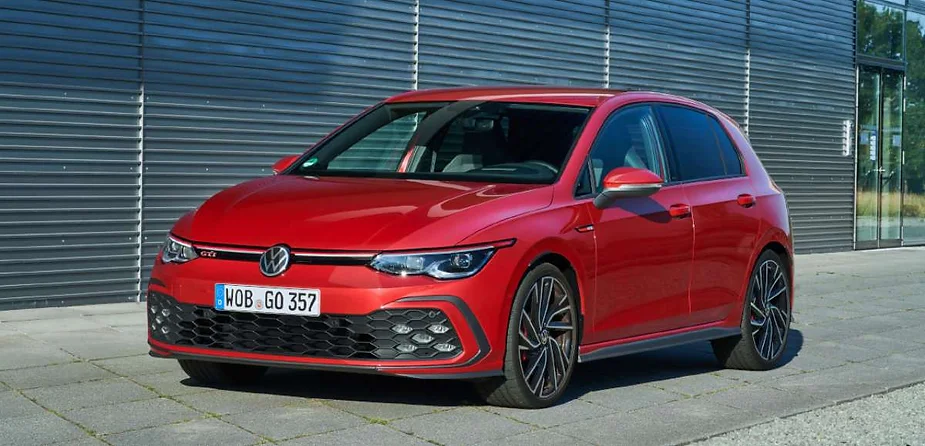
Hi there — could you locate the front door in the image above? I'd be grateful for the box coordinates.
[582,105,694,343]
[856,66,904,249]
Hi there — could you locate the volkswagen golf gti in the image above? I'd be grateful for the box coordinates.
[147,87,793,408]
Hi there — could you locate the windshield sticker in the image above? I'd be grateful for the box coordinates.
[302,157,319,168]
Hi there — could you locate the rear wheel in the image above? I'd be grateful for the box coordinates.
[712,250,792,370]
[476,263,579,408]
[178,359,267,386]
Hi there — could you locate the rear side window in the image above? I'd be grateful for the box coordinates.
[709,118,744,176]
[657,105,727,182]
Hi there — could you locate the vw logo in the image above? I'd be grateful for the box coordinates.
[259,245,291,277]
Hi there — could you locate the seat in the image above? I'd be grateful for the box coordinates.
[442,120,507,173]
[443,154,484,172]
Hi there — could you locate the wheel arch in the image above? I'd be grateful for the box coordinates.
[759,240,794,309]
[502,238,592,347]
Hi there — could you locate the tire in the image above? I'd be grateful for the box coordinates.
[712,250,792,370]
[476,263,580,408]
[178,359,268,386]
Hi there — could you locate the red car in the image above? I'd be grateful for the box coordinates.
[148,87,793,408]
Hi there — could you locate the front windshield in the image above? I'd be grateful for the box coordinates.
[288,101,591,184]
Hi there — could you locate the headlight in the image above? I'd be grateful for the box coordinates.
[369,241,513,279]
[161,235,198,264]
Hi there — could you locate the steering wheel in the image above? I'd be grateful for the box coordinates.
[524,160,559,174]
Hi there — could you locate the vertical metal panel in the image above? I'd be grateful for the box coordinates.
[418,0,607,88]
[0,0,142,309]
[749,0,856,252]
[608,0,748,122]
[138,0,415,285]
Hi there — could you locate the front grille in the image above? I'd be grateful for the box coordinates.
[147,292,461,360]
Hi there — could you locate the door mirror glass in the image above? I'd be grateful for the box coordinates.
[593,167,663,208]
[272,155,299,174]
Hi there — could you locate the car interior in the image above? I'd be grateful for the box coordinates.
[408,104,589,178]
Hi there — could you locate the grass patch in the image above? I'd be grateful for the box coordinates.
[856,191,925,218]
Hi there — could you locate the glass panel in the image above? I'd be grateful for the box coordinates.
[658,106,726,181]
[328,111,426,171]
[880,70,903,241]
[858,0,905,60]
[904,12,925,244]
[297,101,591,183]
[856,68,881,244]
[588,106,666,188]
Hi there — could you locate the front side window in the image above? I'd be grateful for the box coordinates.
[290,101,591,184]
[658,105,728,182]
[586,106,666,190]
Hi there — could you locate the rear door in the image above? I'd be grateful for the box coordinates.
[655,105,761,325]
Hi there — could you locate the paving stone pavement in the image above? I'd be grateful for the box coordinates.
[0,247,923,446]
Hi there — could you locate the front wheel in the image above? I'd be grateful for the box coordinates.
[712,250,792,370]
[476,263,579,408]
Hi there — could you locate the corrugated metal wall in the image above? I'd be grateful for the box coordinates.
[0,0,859,308]
[0,1,143,308]
[749,0,857,252]
[137,0,414,289]
[608,0,749,123]
[417,0,606,88]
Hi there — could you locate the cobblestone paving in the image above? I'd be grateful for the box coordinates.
[1,248,923,445]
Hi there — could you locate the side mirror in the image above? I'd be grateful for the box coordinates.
[593,167,663,208]
[272,155,299,174]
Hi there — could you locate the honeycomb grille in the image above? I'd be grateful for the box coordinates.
[147,292,461,360]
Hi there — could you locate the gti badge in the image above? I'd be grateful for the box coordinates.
[259,245,291,277]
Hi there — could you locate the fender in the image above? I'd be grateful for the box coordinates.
[725,225,794,327]
[459,204,596,347]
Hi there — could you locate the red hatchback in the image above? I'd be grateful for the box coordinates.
[148,87,794,408]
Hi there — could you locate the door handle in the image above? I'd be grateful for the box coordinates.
[737,194,757,208]
[669,204,691,219]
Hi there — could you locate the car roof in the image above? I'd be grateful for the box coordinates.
[385,86,628,107]
[384,87,735,124]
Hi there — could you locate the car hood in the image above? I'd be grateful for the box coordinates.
[172,175,553,251]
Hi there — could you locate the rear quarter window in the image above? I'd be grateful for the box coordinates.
[708,117,744,176]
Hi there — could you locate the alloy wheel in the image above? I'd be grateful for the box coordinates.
[749,259,790,361]
[517,276,576,399]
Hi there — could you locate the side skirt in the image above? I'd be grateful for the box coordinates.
[578,327,740,363]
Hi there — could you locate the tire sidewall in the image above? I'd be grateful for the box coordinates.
[740,251,791,366]
[503,263,579,407]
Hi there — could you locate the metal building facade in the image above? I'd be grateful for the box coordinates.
[0,0,864,308]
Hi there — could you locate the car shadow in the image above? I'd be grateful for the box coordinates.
[180,330,803,407]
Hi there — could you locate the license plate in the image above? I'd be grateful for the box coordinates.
[214,284,320,317]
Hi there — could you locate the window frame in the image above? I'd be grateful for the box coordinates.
[573,103,672,199]
[653,103,747,185]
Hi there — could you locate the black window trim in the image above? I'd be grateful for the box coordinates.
[653,103,748,186]
[573,103,672,199]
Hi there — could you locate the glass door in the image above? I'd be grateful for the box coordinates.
[856,66,904,249]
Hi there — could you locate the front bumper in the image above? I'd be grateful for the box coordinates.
[146,249,515,378]
[148,295,496,378]
[146,238,530,378]
[149,291,463,360]
[147,292,497,378]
